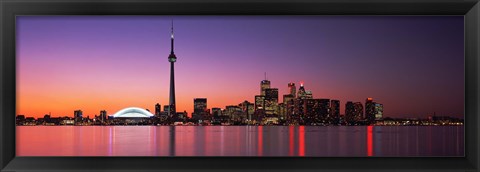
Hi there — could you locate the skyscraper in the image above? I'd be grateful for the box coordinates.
[193,98,207,114]
[260,80,271,96]
[288,82,296,98]
[193,98,208,121]
[255,95,266,111]
[345,101,355,125]
[74,110,83,124]
[155,103,161,116]
[100,110,107,122]
[374,103,383,120]
[259,73,271,96]
[239,100,254,121]
[365,98,375,124]
[264,88,279,115]
[318,99,330,123]
[330,100,340,125]
[353,102,364,122]
[297,82,306,99]
[168,21,177,117]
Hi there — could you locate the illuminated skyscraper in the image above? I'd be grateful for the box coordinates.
[303,99,321,124]
[288,82,296,98]
[260,79,271,96]
[330,100,340,125]
[318,99,330,123]
[345,101,355,125]
[354,102,364,122]
[239,100,254,121]
[168,21,177,117]
[305,90,313,99]
[297,82,306,99]
[255,95,266,110]
[365,98,375,124]
[264,88,279,115]
[374,103,383,120]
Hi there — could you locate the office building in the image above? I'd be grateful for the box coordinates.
[354,102,364,122]
[155,103,161,116]
[288,82,296,98]
[365,98,375,124]
[260,79,271,96]
[193,98,208,121]
[74,110,83,123]
[345,101,355,125]
[375,103,383,120]
[330,100,340,125]
[264,88,279,115]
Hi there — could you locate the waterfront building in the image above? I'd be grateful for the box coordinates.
[225,105,244,124]
[100,110,107,122]
[212,107,223,123]
[365,98,375,124]
[304,99,321,125]
[155,103,161,116]
[110,107,154,125]
[330,100,340,125]
[294,98,306,124]
[345,101,355,125]
[74,110,83,124]
[375,103,384,120]
[239,101,255,121]
[353,102,364,123]
[318,99,330,123]
[193,98,208,121]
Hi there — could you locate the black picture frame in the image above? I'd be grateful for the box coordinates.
[1,0,479,171]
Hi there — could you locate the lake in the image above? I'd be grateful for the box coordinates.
[16,126,464,156]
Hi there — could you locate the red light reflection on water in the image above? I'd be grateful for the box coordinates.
[299,126,305,156]
[289,126,294,156]
[367,125,373,156]
[258,126,263,156]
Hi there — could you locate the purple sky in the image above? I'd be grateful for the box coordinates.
[17,16,464,118]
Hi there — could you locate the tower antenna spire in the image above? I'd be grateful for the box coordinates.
[170,20,174,54]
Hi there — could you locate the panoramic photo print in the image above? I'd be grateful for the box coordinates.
[16,16,464,156]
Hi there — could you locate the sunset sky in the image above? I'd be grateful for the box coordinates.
[16,16,464,119]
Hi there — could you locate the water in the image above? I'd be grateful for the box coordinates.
[16,126,464,156]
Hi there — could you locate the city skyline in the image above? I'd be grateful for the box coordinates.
[16,16,464,119]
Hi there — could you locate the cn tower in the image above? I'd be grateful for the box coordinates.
[168,21,177,117]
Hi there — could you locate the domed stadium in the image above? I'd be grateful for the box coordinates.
[112,107,154,118]
[110,107,154,125]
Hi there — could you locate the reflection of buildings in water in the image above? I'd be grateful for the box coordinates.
[169,126,175,156]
